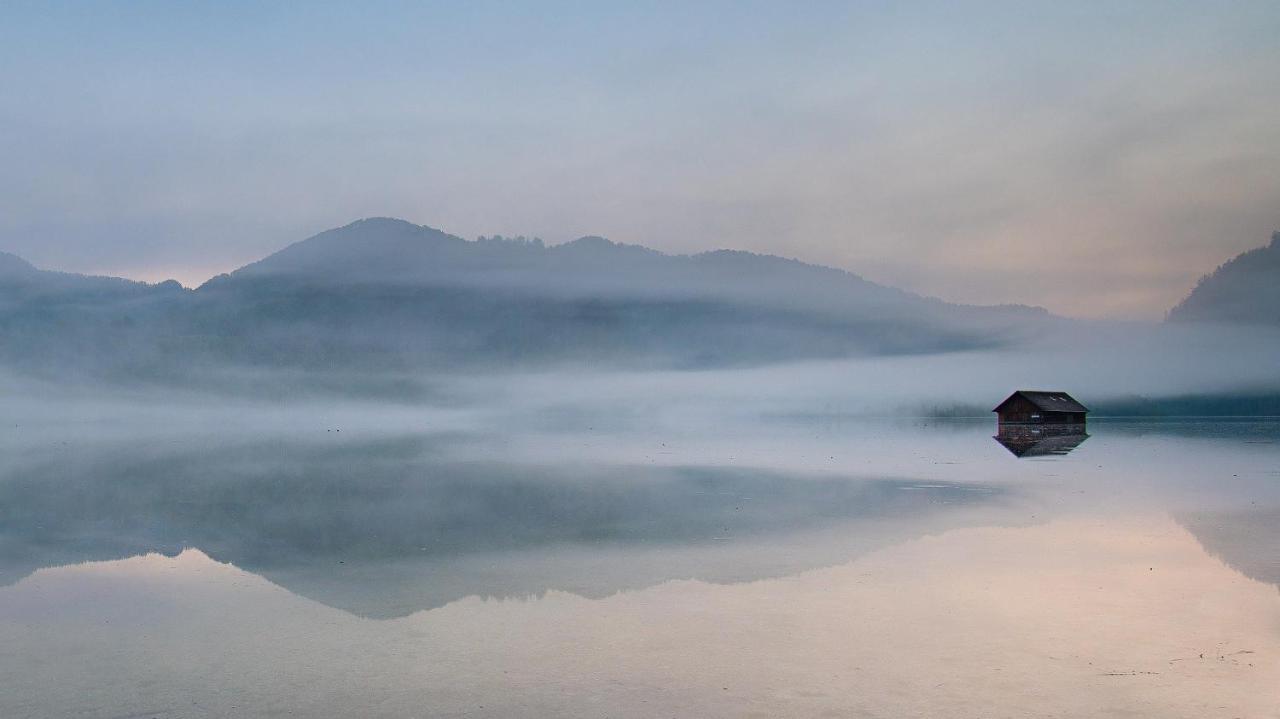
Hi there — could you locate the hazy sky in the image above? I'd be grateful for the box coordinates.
[2,1,1278,318]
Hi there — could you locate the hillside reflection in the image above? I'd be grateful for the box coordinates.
[1176,508,1280,591]
[5,514,1278,719]
[0,435,1016,618]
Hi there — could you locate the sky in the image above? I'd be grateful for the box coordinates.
[1,1,1278,319]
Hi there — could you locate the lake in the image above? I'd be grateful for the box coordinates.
[2,410,1278,718]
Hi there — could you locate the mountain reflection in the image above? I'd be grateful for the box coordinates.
[993,424,1089,457]
[0,435,1015,618]
[1177,509,1280,591]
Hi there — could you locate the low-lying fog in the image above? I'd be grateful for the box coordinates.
[4,319,1278,439]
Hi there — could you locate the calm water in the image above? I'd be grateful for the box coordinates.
[1,413,1278,718]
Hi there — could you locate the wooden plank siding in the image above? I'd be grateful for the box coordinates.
[995,393,1086,425]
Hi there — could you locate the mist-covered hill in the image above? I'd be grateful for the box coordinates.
[1168,231,1280,325]
[0,249,180,300]
[0,218,1053,381]
[0,250,189,376]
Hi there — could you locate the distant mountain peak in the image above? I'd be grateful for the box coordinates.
[339,216,424,234]
[553,235,661,259]
[560,235,615,248]
[0,251,38,277]
[228,217,467,281]
[152,279,187,292]
[323,216,454,243]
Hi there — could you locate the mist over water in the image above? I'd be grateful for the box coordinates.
[4,1,1280,714]
[4,309,1279,429]
[3,240,1279,714]
[3,387,1279,717]
[4,292,1278,717]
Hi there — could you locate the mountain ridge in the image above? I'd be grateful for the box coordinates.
[0,217,1060,380]
[4,217,1047,319]
[204,217,1047,321]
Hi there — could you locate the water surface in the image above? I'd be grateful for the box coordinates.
[2,415,1278,717]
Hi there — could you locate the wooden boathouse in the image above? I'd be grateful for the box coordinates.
[993,390,1088,426]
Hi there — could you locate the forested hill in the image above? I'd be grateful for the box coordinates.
[1168,231,1280,325]
[0,218,1052,380]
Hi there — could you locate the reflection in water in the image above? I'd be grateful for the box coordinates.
[2,417,1280,717]
[1090,416,1280,442]
[2,517,1277,718]
[1177,509,1280,590]
[994,423,1090,457]
[0,435,1017,617]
